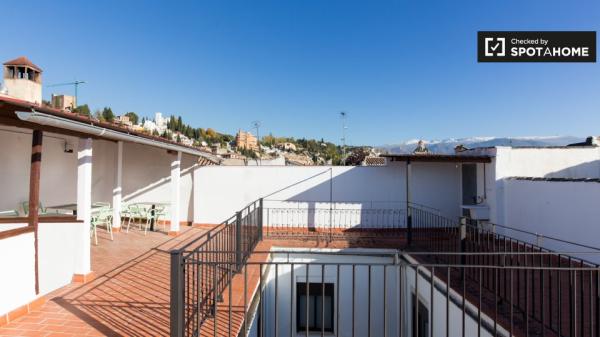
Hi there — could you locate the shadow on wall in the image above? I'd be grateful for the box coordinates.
[543,159,600,179]
[120,163,198,221]
[262,167,406,230]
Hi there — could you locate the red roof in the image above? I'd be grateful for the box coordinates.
[3,56,42,72]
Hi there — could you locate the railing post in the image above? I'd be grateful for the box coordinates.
[407,207,413,246]
[258,198,264,241]
[236,211,242,271]
[459,217,467,267]
[170,249,184,337]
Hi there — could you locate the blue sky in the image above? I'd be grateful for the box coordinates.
[3,0,599,145]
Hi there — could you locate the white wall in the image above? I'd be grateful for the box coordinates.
[495,147,600,179]
[257,249,399,337]
[0,220,86,316]
[38,221,87,295]
[193,162,463,224]
[92,140,198,222]
[410,162,462,219]
[467,146,600,225]
[503,179,600,262]
[0,230,36,316]
[0,126,78,213]
[194,164,404,224]
[3,79,42,104]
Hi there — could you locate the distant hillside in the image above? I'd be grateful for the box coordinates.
[379,136,583,154]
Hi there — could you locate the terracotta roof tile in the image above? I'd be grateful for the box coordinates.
[3,56,42,72]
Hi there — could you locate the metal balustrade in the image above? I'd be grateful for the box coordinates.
[170,200,600,337]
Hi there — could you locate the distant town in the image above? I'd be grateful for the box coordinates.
[0,56,389,166]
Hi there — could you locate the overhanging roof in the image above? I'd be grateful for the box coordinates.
[0,95,220,163]
[382,153,492,163]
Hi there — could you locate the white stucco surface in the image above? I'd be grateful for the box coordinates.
[0,230,36,316]
[38,221,87,295]
[0,126,78,214]
[0,127,198,221]
[503,179,600,261]
[193,163,463,224]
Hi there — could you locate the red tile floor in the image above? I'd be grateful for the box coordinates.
[0,225,208,337]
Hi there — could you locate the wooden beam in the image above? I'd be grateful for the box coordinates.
[0,226,34,240]
[29,129,42,295]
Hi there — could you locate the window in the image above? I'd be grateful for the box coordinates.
[296,282,334,333]
[412,293,429,337]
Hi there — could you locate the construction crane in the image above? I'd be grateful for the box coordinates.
[46,80,86,105]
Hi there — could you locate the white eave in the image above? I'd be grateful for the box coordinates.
[16,110,221,163]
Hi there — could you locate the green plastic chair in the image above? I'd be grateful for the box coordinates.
[91,207,113,245]
[125,204,145,233]
[152,205,169,232]
[21,201,58,216]
[120,204,133,227]
[0,209,19,217]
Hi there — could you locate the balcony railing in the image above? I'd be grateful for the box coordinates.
[170,199,262,337]
[170,200,600,337]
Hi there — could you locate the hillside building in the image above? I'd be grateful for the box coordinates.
[236,129,258,151]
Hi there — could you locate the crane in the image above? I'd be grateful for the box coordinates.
[46,80,86,105]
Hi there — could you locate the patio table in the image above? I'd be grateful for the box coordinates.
[47,203,106,216]
[132,202,169,231]
[47,203,78,215]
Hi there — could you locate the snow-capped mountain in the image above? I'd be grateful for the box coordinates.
[379,136,583,154]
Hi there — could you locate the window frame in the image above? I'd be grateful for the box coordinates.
[296,282,335,333]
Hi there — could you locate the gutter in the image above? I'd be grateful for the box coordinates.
[16,110,221,163]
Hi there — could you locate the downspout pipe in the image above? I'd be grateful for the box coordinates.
[16,110,221,163]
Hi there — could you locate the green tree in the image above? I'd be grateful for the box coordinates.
[177,116,183,132]
[206,128,217,139]
[124,112,139,125]
[74,104,91,117]
[101,107,115,122]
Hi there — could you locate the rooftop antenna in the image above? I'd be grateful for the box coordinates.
[252,120,262,166]
[340,111,348,165]
[47,80,86,106]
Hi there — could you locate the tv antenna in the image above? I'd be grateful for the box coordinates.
[47,80,86,105]
[252,120,262,166]
[340,112,348,165]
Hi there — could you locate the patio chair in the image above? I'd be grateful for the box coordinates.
[91,207,113,245]
[21,201,59,216]
[120,204,133,227]
[125,204,146,233]
[0,209,19,217]
[152,205,169,232]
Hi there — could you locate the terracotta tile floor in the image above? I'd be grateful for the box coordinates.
[0,225,208,337]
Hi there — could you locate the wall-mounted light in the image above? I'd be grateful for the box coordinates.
[64,141,74,153]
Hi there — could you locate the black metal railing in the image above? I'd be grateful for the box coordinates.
[171,201,600,337]
[264,207,406,239]
[170,199,263,337]
[409,207,600,337]
[185,250,600,337]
